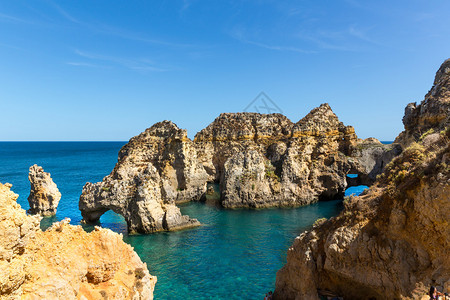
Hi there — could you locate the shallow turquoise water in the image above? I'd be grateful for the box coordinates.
[0,142,367,299]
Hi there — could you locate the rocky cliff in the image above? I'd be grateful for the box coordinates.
[274,59,450,299]
[80,121,203,234]
[27,164,61,216]
[195,105,399,208]
[0,182,156,299]
[80,105,398,233]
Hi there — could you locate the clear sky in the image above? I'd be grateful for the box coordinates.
[1,0,449,141]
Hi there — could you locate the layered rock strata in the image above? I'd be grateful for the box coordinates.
[0,182,156,299]
[195,106,398,208]
[274,59,450,299]
[80,121,203,234]
[27,164,61,216]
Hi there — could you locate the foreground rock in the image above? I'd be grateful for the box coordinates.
[27,164,61,216]
[274,59,450,299]
[80,121,203,234]
[0,182,156,299]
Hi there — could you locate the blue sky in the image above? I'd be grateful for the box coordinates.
[0,0,449,141]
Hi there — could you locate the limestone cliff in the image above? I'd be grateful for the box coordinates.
[81,106,397,233]
[27,164,61,216]
[196,105,397,208]
[274,59,450,299]
[80,121,203,234]
[0,182,156,299]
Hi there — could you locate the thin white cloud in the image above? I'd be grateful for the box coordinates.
[47,0,194,48]
[50,2,81,24]
[66,62,106,68]
[230,28,314,54]
[0,42,25,51]
[296,25,382,52]
[0,12,33,24]
[73,49,168,72]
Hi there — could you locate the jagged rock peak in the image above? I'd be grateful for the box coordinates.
[397,59,450,146]
[293,103,354,136]
[194,112,294,142]
[434,58,450,85]
[141,120,188,139]
[118,120,189,162]
[27,164,61,216]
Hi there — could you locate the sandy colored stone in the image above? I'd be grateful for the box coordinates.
[27,164,61,216]
[80,121,202,234]
[0,183,156,300]
[274,59,450,300]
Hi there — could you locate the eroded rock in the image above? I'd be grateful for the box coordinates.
[80,121,203,234]
[80,105,398,232]
[274,59,450,300]
[0,182,156,299]
[27,164,61,216]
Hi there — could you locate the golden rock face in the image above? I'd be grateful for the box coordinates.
[0,183,156,300]
[274,59,450,300]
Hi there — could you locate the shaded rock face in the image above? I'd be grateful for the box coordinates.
[27,164,61,216]
[275,59,450,299]
[0,182,156,299]
[80,121,203,234]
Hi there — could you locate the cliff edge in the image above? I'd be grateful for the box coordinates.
[274,59,450,299]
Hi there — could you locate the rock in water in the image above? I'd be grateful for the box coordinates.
[274,59,450,299]
[81,107,399,232]
[79,121,203,234]
[27,164,61,216]
[0,182,156,299]
[195,106,398,208]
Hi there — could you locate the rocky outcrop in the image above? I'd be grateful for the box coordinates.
[0,182,156,299]
[80,106,398,232]
[196,105,396,208]
[274,59,450,299]
[27,164,61,216]
[80,121,203,234]
[396,58,450,147]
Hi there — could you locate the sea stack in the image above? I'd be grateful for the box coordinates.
[274,59,450,299]
[28,164,61,216]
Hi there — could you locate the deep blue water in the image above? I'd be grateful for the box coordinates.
[0,142,368,299]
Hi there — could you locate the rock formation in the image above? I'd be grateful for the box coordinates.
[0,182,156,299]
[396,58,450,147]
[80,105,399,233]
[27,164,61,216]
[274,59,450,299]
[80,121,203,234]
[195,106,398,208]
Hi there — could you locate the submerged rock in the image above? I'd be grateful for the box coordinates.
[27,164,61,216]
[80,121,203,234]
[0,182,156,299]
[274,59,450,299]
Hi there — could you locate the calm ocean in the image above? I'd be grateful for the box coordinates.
[0,142,367,299]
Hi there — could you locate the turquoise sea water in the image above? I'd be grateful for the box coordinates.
[0,142,368,299]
